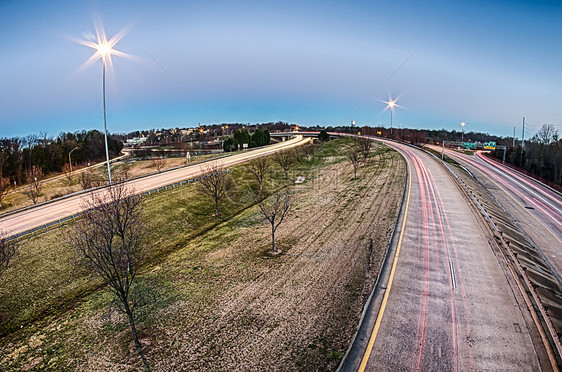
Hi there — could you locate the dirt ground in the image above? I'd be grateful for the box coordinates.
[146,148,406,371]
[0,143,405,371]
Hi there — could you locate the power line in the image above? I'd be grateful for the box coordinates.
[342,52,414,125]
[145,49,219,123]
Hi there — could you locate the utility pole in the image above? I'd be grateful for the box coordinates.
[522,117,525,148]
[513,127,516,147]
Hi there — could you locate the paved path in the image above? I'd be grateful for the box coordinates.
[0,136,309,237]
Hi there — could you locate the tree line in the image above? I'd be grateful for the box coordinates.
[318,123,561,187]
[223,129,271,152]
[0,130,123,187]
[490,124,562,187]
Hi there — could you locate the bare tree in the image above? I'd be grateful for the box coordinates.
[532,123,558,145]
[258,191,292,253]
[344,144,361,179]
[70,184,151,371]
[0,176,10,209]
[62,163,73,183]
[357,137,372,163]
[115,162,130,182]
[295,144,314,162]
[246,157,271,193]
[80,169,92,190]
[197,162,235,218]
[0,232,17,276]
[80,168,96,190]
[150,157,167,173]
[24,166,43,204]
[273,150,295,179]
[0,152,8,207]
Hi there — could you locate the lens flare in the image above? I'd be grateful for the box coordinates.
[73,17,131,73]
[380,96,403,113]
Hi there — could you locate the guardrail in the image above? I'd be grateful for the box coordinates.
[4,169,230,243]
[0,153,233,221]
[2,136,304,241]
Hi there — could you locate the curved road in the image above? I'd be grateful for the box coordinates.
[0,135,309,237]
[429,145,562,281]
[354,139,545,371]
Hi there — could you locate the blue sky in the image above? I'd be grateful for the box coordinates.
[1,0,561,138]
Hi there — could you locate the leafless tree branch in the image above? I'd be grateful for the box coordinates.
[245,157,271,193]
[273,150,295,179]
[257,190,292,253]
[197,161,235,218]
[69,183,151,371]
[343,143,361,179]
[0,232,17,277]
[357,137,372,163]
[150,157,167,173]
[0,176,10,209]
[24,166,43,204]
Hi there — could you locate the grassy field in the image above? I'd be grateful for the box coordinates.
[0,138,406,371]
[0,152,223,215]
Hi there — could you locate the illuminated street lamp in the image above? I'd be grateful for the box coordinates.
[461,121,466,143]
[382,97,401,136]
[78,22,128,184]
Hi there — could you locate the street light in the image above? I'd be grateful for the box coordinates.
[68,147,78,173]
[78,21,128,184]
[382,97,401,137]
[461,121,466,143]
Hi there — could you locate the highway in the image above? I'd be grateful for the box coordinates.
[430,145,562,279]
[1,132,555,370]
[3,153,129,197]
[0,135,309,238]
[354,140,546,371]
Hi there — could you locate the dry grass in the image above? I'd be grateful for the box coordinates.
[0,140,405,371]
[0,153,222,215]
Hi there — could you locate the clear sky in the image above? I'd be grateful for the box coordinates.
[1,0,561,138]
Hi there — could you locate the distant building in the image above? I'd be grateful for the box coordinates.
[125,137,148,146]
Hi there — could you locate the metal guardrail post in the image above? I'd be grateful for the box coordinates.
[3,169,231,242]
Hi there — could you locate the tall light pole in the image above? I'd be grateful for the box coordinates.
[78,21,128,185]
[382,97,400,137]
[69,147,77,173]
[461,121,466,143]
[101,56,112,184]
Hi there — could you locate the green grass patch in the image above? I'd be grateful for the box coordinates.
[0,137,392,369]
[0,140,352,337]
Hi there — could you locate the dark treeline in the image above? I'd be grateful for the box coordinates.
[317,123,561,187]
[223,128,271,152]
[122,121,294,148]
[0,130,122,186]
[490,124,561,186]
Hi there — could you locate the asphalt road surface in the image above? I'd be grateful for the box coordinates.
[358,140,544,371]
[430,145,562,281]
[0,135,309,237]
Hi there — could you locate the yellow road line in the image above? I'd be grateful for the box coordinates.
[358,155,412,372]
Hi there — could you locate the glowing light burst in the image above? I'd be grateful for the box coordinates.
[75,19,130,72]
[380,96,403,113]
[71,17,132,185]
